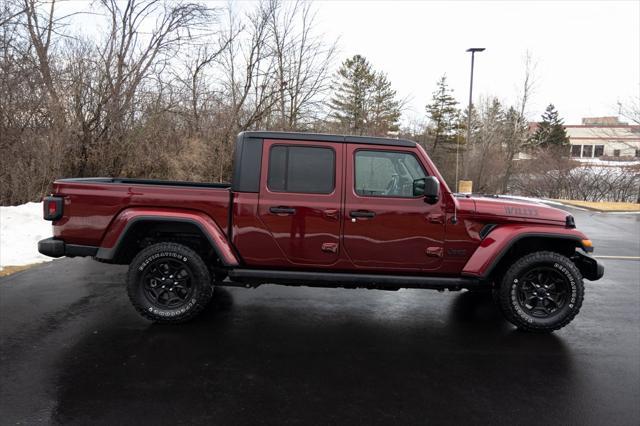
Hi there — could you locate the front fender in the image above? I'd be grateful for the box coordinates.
[461,225,588,279]
[96,208,240,266]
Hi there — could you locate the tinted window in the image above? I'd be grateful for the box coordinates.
[355,150,426,197]
[268,146,335,194]
[594,145,604,157]
[582,145,593,157]
[571,145,582,157]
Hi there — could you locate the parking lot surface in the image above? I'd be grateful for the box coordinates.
[1,206,639,425]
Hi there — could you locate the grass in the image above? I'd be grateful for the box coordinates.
[0,264,39,277]
[554,199,640,212]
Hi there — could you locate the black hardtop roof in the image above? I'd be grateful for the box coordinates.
[239,131,416,148]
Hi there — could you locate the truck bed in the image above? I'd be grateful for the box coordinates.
[51,178,232,247]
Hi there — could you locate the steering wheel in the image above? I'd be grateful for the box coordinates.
[383,174,400,196]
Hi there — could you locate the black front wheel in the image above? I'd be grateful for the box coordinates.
[496,251,584,333]
[127,242,213,323]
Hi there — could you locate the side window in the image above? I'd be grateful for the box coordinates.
[594,145,604,157]
[571,145,582,157]
[355,150,426,197]
[267,145,335,194]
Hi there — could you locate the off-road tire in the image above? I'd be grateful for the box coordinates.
[496,251,584,333]
[127,242,213,323]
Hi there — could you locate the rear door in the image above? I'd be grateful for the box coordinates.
[258,139,343,266]
[342,144,446,271]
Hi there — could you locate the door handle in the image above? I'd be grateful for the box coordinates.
[350,210,376,218]
[269,206,296,215]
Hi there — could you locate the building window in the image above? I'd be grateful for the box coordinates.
[613,149,621,157]
[354,150,426,197]
[635,149,640,158]
[582,145,593,158]
[594,145,604,157]
[571,145,582,157]
[268,145,335,194]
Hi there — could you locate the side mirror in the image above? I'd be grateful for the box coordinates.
[413,176,439,204]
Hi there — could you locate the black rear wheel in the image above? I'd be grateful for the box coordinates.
[127,242,213,323]
[496,251,584,333]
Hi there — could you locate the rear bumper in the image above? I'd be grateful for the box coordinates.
[38,238,98,259]
[574,250,604,281]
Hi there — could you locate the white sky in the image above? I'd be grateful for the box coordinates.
[312,0,640,125]
[57,0,639,125]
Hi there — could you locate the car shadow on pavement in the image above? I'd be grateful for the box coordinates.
[50,287,573,425]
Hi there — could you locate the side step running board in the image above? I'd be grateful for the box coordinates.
[226,269,481,290]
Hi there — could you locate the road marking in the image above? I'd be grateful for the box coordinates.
[593,255,640,260]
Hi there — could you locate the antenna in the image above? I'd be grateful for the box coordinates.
[452,131,460,224]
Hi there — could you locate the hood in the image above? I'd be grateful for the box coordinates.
[462,195,570,226]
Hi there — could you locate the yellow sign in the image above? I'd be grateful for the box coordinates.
[458,180,473,194]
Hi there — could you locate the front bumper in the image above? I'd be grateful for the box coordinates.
[573,250,605,281]
[38,238,98,258]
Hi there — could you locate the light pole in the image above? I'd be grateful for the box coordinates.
[464,47,485,185]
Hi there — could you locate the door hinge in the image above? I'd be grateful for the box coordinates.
[426,247,443,258]
[321,242,339,253]
[427,213,444,224]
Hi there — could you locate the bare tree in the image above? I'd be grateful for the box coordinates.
[500,51,535,193]
[267,0,336,130]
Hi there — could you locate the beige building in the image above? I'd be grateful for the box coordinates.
[566,117,640,159]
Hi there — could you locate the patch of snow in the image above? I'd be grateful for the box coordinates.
[0,202,53,270]
[574,158,640,167]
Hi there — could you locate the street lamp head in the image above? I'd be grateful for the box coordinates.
[466,48,486,53]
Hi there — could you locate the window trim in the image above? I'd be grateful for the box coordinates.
[266,144,336,195]
[353,148,429,199]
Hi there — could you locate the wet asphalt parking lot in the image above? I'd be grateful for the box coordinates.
[1,206,639,425]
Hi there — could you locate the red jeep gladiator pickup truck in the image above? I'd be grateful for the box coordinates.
[38,131,603,332]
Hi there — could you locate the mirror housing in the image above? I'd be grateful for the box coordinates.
[413,176,439,204]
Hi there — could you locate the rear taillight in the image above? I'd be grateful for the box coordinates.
[43,196,63,221]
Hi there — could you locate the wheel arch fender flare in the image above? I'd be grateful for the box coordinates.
[95,208,240,266]
[462,226,588,280]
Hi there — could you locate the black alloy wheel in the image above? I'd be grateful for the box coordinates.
[141,258,194,309]
[514,266,570,318]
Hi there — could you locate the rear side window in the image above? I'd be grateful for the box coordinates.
[268,146,335,194]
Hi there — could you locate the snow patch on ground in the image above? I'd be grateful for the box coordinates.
[0,202,52,270]
[574,158,640,167]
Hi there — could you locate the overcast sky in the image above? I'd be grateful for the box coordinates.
[312,0,639,125]
[58,0,639,126]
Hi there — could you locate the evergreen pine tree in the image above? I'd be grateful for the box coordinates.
[426,75,460,153]
[369,71,401,134]
[329,55,401,136]
[531,104,569,149]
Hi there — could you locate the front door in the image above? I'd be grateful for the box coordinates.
[258,139,343,266]
[342,145,446,271]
